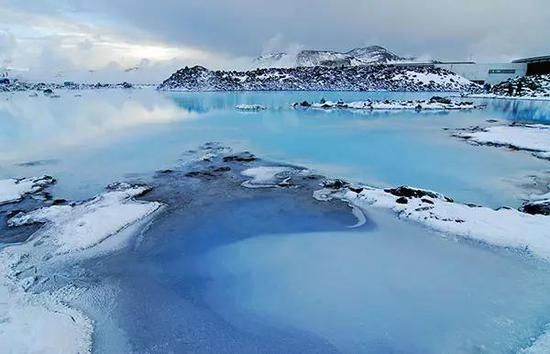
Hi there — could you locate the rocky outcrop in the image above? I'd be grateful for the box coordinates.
[158,65,480,92]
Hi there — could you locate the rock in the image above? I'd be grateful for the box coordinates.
[300,101,311,107]
[43,88,54,95]
[322,179,349,189]
[384,186,453,202]
[396,197,409,204]
[223,152,257,162]
[521,200,550,216]
[430,96,452,104]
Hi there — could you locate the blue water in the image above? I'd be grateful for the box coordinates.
[2,89,550,353]
[1,89,549,207]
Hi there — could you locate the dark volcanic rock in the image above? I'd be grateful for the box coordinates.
[223,152,257,162]
[430,96,452,104]
[157,65,481,92]
[322,179,349,189]
[521,200,550,216]
[384,186,453,202]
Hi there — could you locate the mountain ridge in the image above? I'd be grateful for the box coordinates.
[254,45,414,68]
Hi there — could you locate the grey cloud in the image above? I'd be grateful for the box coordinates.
[1,0,549,67]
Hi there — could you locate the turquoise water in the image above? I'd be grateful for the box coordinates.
[0,89,549,207]
[2,89,550,353]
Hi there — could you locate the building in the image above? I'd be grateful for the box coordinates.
[512,56,550,76]
[434,62,527,85]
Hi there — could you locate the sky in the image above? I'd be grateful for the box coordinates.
[0,0,549,82]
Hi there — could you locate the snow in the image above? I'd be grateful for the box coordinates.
[0,176,55,205]
[241,166,295,188]
[456,124,550,159]
[8,183,163,254]
[315,184,550,260]
[0,182,163,353]
[520,327,550,353]
[235,104,266,112]
[0,281,93,354]
[301,98,478,111]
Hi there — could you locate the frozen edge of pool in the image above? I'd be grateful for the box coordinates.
[453,123,550,161]
[2,146,549,353]
[239,164,550,259]
[312,181,550,261]
[0,176,55,205]
[0,182,163,354]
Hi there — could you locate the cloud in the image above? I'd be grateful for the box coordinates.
[0,0,549,81]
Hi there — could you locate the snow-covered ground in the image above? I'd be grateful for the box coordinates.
[314,182,550,261]
[294,97,479,111]
[0,181,163,353]
[0,176,55,205]
[8,183,163,253]
[454,124,550,160]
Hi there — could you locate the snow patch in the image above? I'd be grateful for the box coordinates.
[0,176,55,205]
[0,182,163,353]
[455,124,550,160]
[8,183,163,254]
[315,184,550,261]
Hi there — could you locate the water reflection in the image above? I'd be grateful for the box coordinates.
[0,89,549,207]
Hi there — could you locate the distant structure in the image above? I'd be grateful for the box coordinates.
[389,56,550,85]
[433,62,527,85]
[512,55,550,76]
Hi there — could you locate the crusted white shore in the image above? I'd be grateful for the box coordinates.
[454,124,550,160]
[314,182,550,260]
[1,181,163,353]
[0,176,55,205]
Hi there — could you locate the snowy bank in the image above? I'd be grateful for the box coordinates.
[8,182,163,254]
[0,176,55,205]
[294,96,480,111]
[454,124,550,160]
[314,182,550,261]
[0,281,93,354]
[235,104,266,112]
[1,182,163,353]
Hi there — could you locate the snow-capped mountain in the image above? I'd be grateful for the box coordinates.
[254,45,409,68]
[158,65,479,92]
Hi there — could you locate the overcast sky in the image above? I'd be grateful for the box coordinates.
[0,0,549,80]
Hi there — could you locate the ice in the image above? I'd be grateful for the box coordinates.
[241,166,307,188]
[0,176,54,205]
[235,104,266,111]
[521,327,550,353]
[456,124,550,159]
[0,281,93,354]
[8,183,163,253]
[0,182,163,353]
[315,184,550,260]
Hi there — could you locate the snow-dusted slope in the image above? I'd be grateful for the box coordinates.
[158,65,479,92]
[491,75,550,99]
[255,45,407,68]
